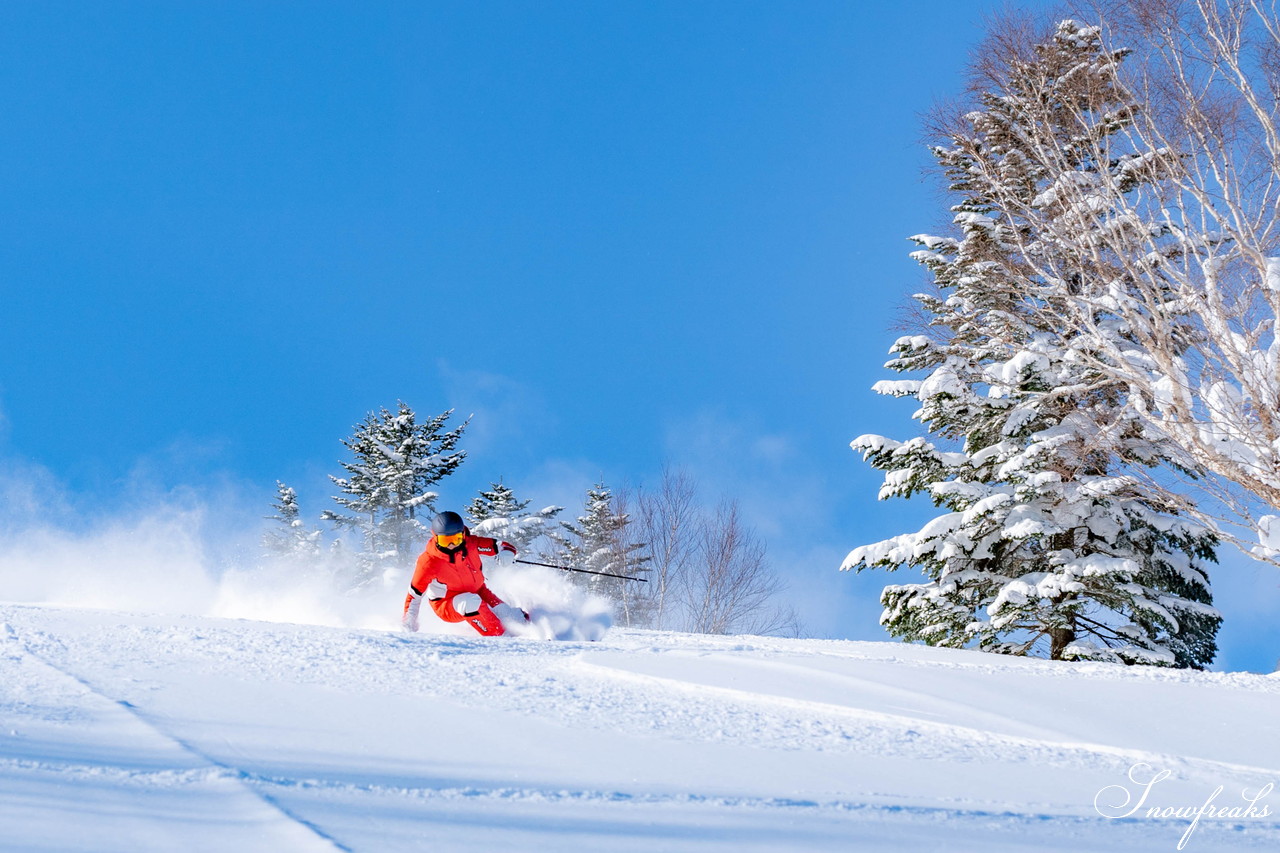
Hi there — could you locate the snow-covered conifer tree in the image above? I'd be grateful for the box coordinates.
[262,481,321,561]
[548,483,650,623]
[843,20,1221,668]
[321,403,467,584]
[465,481,562,552]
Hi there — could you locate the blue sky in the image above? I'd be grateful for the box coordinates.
[2,1,1278,671]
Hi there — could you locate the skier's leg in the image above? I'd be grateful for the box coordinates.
[449,593,506,637]
[429,597,464,623]
[465,604,506,636]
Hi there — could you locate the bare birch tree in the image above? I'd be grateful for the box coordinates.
[932,1,1280,556]
[683,501,800,637]
[634,467,699,630]
[630,469,799,637]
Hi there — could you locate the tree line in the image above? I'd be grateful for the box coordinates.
[262,402,797,636]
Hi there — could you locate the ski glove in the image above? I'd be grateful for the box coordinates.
[493,602,531,625]
[495,542,517,568]
[426,579,448,601]
[402,590,422,633]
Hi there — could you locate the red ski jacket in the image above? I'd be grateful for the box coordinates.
[407,532,515,612]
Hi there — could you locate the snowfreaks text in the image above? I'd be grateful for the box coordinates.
[1094,762,1274,849]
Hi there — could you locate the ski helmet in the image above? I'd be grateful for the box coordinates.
[431,511,465,537]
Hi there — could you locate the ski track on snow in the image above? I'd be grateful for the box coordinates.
[2,618,349,852]
[574,656,1280,788]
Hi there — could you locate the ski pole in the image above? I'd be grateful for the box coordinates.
[514,558,648,583]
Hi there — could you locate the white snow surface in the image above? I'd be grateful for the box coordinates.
[3,604,1279,851]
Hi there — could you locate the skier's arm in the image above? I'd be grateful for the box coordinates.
[474,537,518,566]
[404,551,446,632]
[403,577,448,631]
[478,584,502,607]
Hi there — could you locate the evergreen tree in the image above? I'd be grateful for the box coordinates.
[321,403,467,583]
[465,481,562,552]
[843,21,1220,669]
[548,482,650,624]
[262,481,321,561]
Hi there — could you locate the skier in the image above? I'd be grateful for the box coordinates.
[402,510,527,636]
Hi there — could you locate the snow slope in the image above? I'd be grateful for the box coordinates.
[2,602,1278,852]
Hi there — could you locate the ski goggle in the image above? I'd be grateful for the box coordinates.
[437,532,465,548]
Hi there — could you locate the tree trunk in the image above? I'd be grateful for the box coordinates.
[1049,625,1075,660]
